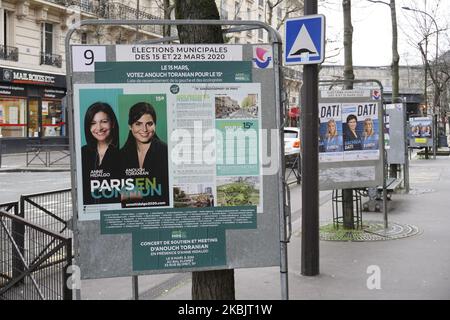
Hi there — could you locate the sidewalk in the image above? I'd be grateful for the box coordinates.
[0,152,70,172]
[100,152,450,300]
[6,148,447,299]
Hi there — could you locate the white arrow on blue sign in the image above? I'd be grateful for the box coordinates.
[284,14,326,65]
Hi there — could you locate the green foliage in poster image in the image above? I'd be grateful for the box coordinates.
[217,176,259,206]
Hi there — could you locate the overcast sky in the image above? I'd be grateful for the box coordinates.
[317,0,450,66]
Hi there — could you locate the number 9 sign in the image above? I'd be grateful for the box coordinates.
[72,46,106,72]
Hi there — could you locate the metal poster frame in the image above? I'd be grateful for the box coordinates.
[408,116,435,149]
[65,19,289,300]
[318,79,389,226]
[385,100,410,193]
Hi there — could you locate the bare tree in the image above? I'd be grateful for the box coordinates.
[174,0,234,300]
[401,0,450,134]
[367,0,400,101]
[342,0,355,90]
[151,0,176,39]
[163,0,175,37]
[366,0,400,176]
[342,0,356,229]
[401,0,443,110]
[266,0,304,30]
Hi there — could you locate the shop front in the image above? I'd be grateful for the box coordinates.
[0,67,66,154]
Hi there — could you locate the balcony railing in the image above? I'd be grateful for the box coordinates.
[45,1,165,36]
[283,66,302,80]
[103,2,164,36]
[0,45,19,61]
[40,52,62,68]
[47,0,97,15]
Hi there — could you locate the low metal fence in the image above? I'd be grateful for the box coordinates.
[0,211,72,300]
[0,189,73,300]
[26,144,70,167]
[0,202,19,216]
[21,189,72,239]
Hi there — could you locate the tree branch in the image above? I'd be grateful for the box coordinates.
[366,0,389,6]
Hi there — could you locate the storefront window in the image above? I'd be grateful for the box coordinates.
[0,97,27,137]
[42,100,63,136]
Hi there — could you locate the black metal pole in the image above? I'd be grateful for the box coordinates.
[301,0,320,276]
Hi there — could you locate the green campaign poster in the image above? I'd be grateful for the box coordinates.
[132,227,226,270]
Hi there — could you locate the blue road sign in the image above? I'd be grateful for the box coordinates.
[284,14,325,65]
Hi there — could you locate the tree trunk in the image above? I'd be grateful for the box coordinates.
[175,0,223,44]
[342,0,354,91]
[342,0,355,229]
[174,0,235,300]
[267,2,274,27]
[163,0,173,38]
[390,0,399,102]
[390,0,400,177]
[192,270,235,300]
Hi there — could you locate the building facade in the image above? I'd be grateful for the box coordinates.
[0,0,305,152]
[0,0,70,152]
[216,0,303,124]
[319,64,426,118]
[0,0,164,153]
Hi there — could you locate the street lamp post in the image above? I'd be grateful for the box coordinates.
[402,6,439,159]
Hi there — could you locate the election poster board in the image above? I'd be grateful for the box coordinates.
[318,89,384,190]
[70,44,282,278]
[386,103,406,165]
[409,116,433,147]
[384,112,390,150]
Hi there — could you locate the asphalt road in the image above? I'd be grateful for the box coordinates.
[0,171,72,203]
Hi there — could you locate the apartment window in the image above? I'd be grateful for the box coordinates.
[221,10,228,20]
[40,23,62,67]
[80,0,91,12]
[41,23,53,56]
[235,1,241,19]
[258,14,263,40]
[81,32,87,44]
[258,0,264,8]
[247,8,251,20]
[2,10,8,48]
[277,7,282,20]
[0,9,18,61]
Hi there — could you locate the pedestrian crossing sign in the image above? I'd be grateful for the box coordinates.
[284,14,325,65]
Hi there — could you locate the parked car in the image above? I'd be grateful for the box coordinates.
[284,127,301,155]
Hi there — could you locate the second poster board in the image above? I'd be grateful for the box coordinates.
[318,89,384,190]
